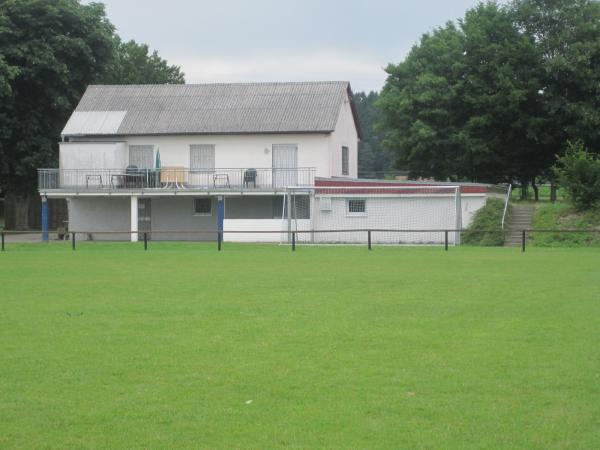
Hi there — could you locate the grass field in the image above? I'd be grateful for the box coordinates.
[1,243,599,449]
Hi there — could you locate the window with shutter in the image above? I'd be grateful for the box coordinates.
[129,145,154,168]
[190,145,215,172]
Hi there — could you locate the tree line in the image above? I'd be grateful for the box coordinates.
[376,0,600,200]
[0,0,184,227]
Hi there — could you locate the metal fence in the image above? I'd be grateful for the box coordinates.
[2,228,599,252]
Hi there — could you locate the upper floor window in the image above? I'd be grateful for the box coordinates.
[129,145,153,168]
[342,146,349,175]
[190,144,215,172]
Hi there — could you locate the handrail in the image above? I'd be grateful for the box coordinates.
[501,184,512,229]
[38,167,316,191]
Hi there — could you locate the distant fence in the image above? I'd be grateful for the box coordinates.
[1,228,600,252]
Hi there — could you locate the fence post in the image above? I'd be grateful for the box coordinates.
[445,230,449,251]
[144,232,148,251]
[522,230,526,252]
[217,231,222,251]
[368,230,372,250]
[72,231,76,250]
[292,231,296,251]
[1,231,4,251]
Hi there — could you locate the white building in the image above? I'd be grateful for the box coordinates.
[38,81,490,244]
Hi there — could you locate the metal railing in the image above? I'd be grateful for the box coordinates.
[501,184,512,229]
[38,167,316,192]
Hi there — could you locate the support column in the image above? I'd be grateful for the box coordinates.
[41,196,49,242]
[217,196,225,235]
[130,196,138,242]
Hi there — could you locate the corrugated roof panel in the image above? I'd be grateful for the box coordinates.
[63,81,352,136]
[62,111,126,135]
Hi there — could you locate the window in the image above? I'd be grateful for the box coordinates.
[190,144,215,172]
[347,199,366,216]
[193,198,212,215]
[342,146,349,175]
[129,145,153,168]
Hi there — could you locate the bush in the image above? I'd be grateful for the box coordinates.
[462,198,508,246]
[553,141,600,211]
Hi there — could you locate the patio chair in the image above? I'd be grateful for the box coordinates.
[244,168,257,188]
[125,165,142,188]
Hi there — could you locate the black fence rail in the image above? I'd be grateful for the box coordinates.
[2,228,600,252]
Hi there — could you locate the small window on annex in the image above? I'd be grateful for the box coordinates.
[347,198,366,216]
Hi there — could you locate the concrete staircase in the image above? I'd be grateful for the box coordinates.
[504,204,536,247]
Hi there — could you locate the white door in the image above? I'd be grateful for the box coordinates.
[272,144,298,188]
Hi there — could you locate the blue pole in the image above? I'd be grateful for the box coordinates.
[217,196,225,235]
[41,196,49,242]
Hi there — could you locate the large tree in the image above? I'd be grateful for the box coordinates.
[378,0,600,193]
[377,22,468,181]
[99,38,184,85]
[0,0,115,226]
[513,0,600,197]
[0,0,185,228]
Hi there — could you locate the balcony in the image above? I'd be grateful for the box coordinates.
[38,167,315,194]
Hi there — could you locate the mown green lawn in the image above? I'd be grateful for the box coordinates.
[1,243,599,449]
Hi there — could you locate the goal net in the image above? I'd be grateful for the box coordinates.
[286,185,463,245]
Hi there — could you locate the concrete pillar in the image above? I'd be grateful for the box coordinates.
[130,196,138,242]
[41,196,49,242]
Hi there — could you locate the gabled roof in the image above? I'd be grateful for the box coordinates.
[62,81,361,138]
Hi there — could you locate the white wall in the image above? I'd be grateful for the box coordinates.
[59,142,127,170]
[313,195,464,244]
[125,134,331,178]
[328,96,359,178]
[223,219,311,242]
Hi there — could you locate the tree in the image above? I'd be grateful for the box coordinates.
[513,0,600,198]
[460,2,548,189]
[0,0,185,229]
[0,0,115,227]
[353,91,392,177]
[378,0,600,193]
[99,38,184,85]
[378,22,468,181]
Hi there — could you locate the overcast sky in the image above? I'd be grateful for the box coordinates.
[91,0,484,92]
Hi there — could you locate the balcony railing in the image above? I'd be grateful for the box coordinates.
[38,167,315,192]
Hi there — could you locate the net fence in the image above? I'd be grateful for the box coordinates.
[286,185,462,245]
